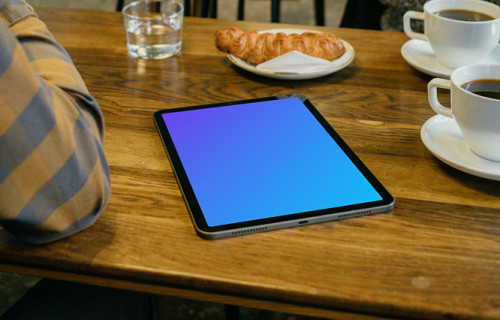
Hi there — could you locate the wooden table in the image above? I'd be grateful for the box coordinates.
[1,7,499,320]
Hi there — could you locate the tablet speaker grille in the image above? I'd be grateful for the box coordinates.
[338,210,372,219]
[232,227,268,236]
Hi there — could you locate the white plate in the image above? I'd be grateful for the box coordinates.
[421,115,500,181]
[401,39,500,78]
[227,28,355,80]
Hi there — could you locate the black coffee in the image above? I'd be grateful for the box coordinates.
[435,9,495,21]
[461,79,500,100]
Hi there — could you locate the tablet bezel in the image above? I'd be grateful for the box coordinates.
[154,94,394,239]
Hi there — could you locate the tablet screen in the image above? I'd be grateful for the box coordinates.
[154,94,393,238]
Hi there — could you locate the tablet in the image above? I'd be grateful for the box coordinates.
[154,94,394,239]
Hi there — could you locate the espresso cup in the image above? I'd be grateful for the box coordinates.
[404,0,500,69]
[428,64,500,161]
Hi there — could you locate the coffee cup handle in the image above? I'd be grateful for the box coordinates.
[428,78,453,118]
[403,11,426,41]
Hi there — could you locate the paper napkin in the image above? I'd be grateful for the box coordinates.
[256,51,337,73]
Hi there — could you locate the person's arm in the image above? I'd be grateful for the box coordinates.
[0,0,111,244]
[377,0,423,11]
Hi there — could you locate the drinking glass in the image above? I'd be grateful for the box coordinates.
[122,0,183,59]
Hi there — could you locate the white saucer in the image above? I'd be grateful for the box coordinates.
[421,115,500,181]
[227,28,355,80]
[401,39,500,78]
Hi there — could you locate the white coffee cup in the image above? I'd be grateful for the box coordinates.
[404,0,500,69]
[428,64,500,161]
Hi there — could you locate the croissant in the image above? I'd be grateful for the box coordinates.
[215,27,345,64]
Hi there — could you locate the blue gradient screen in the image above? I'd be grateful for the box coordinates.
[162,97,382,227]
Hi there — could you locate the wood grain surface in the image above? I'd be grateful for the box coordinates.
[1,7,499,320]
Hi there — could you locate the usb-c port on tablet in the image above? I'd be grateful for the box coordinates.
[298,220,308,225]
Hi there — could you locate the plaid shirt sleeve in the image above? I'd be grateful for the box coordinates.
[0,0,111,244]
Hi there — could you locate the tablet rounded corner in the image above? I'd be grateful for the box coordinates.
[194,226,220,240]
[276,93,308,102]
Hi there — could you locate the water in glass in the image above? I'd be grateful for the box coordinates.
[126,19,182,59]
